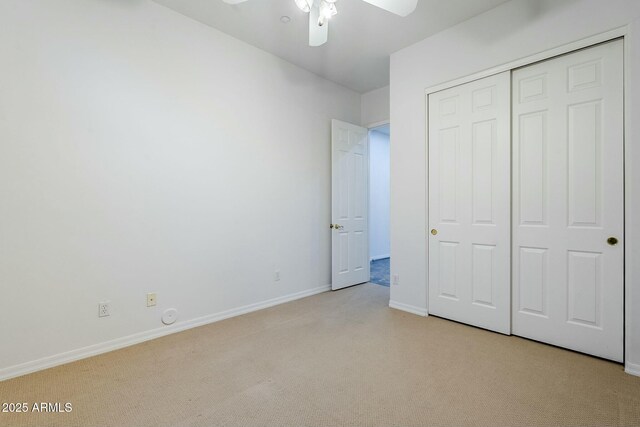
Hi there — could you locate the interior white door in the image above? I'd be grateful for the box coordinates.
[512,40,624,362]
[331,119,370,290]
[427,71,511,334]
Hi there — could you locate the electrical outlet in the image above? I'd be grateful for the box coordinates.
[147,293,157,307]
[392,274,400,286]
[274,270,281,282]
[98,301,110,317]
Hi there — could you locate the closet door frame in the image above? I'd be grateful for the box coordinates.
[424,26,639,375]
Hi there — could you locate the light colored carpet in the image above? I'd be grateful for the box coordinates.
[1,283,639,427]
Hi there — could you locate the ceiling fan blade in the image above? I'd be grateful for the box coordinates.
[361,0,417,17]
[308,7,328,47]
[222,0,248,4]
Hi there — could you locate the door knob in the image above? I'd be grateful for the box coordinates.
[330,224,334,229]
[430,229,438,235]
[334,224,344,230]
[607,237,619,246]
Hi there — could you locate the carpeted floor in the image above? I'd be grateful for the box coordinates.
[369,258,390,287]
[1,283,640,427]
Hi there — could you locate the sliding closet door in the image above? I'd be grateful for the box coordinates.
[428,71,511,334]
[512,40,624,362]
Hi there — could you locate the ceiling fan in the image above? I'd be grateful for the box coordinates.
[222,0,418,46]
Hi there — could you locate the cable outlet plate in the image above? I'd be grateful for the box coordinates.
[147,293,157,307]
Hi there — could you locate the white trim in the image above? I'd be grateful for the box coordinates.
[623,22,639,376]
[389,300,428,317]
[424,26,627,96]
[625,362,640,377]
[366,119,390,130]
[424,91,431,313]
[370,254,390,262]
[0,285,330,382]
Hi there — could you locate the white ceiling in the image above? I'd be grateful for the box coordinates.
[153,0,510,93]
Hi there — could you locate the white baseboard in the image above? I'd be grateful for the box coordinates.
[625,361,640,377]
[0,285,331,382]
[389,300,428,317]
[370,254,390,262]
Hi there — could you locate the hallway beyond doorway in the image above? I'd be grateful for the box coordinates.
[370,258,390,287]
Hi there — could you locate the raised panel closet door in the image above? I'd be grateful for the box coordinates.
[512,39,624,362]
[428,71,511,334]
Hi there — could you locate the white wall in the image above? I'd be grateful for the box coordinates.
[0,0,360,379]
[361,86,390,126]
[390,0,640,373]
[369,130,390,261]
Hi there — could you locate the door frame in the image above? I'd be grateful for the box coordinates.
[424,26,636,373]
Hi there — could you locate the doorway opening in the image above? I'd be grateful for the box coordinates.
[368,123,390,287]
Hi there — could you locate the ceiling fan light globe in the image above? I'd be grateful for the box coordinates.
[294,0,312,13]
[319,0,337,19]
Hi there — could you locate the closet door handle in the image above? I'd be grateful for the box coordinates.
[430,229,438,236]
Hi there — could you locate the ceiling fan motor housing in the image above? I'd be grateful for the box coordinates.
[223,0,418,46]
